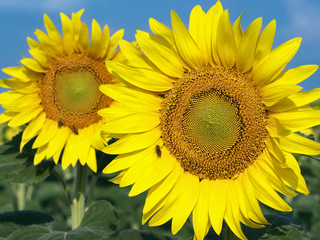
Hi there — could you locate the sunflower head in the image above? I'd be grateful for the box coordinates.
[0,10,124,172]
[100,1,319,240]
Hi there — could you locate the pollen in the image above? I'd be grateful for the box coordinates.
[160,66,268,180]
[40,54,113,129]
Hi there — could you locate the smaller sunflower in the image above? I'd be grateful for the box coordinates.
[0,10,124,171]
[100,1,320,240]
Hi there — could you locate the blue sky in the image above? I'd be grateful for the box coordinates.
[0,0,319,91]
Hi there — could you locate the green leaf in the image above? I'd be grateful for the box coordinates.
[6,226,50,240]
[0,223,19,238]
[80,200,118,234]
[35,232,65,240]
[0,210,53,225]
[34,200,119,240]
[116,229,178,240]
[259,225,303,239]
[0,133,54,184]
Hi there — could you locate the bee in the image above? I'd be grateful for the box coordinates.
[155,145,161,157]
[72,124,79,135]
[58,118,64,128]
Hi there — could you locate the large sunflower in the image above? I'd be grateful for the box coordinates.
[100,2,320,239]
[0,10,124,172]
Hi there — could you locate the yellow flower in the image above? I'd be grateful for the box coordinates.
[0,10,124,172]
[100,2,320,239]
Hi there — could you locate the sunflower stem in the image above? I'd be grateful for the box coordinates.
[15,183,26,210]
[71,164,87,229]
[52,169,72,205]
[86,173,99,209]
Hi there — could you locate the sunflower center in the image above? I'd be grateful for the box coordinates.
[55,67,100,114]
[160,66,268,180]
[40,54,113,130]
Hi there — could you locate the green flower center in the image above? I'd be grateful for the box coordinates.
[160,66,268,180]
[40,54,113,130]
[55,67,101,114]
[183,92,241,153]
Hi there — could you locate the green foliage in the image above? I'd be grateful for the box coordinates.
[259,225,302,239]
[0,133,54,184]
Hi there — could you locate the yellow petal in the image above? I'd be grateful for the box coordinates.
[257,159,297,197]
[148,175,182,227]
[143,162,181,215]
[263,152,309,195]
[232,11,244,47]
[119,40,152,68]
[236,18,262,73]
[248,164,292,212]
[2,66,43,82]
[20,58,47,73]
[0,91,24,104]
[0,111,17,125]
[269,87,320,112]
[103,146,154,174]
[21,112,46,150]
[252,38,301,87]
[1,79,38,94]
[100,84,162,108]
[261,84,302,107]
[90,123,105,150]
[189,5,208,65]
[192,180,211,240]
[35,29,64,58]
[46,126,70,158]
[209,180,227,235]
[27,37,40,50]
[230,178,265,229]
[216,10,236,68]
[28,49,49,68]
[88,19,102,58]
[171,10,201,69]
[78,23,89,52]
[106,61,173,92]
[34,144,48,165]
[77,127,93,165]
[206,1,223,65]
[86,147,97,172]
[102,112,160,134]
[274,64,318,85]
[61,135,79,170]
[129,148,175,196]
[60,13,73,55]
[8,106,42,127]
[224,181,247,240]
[265,136,286,163]
[97,24,110,59]
[119,150,157,187]
[32,119,59,148]
[104,127,161,155]
[150,17,176,46]
[2,94,41,111]
[280,133,320,155]
[241,171,269,225]
[271,110,320,131]
[136,31,184,78]
[43,14,62,43]
[255,20,276,61]
[266,117,291,138]
[71,10,84,47]
[171,172,199,234]
[106,29,124,59]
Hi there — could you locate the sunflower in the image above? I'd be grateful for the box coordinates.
[0,10,124,172]
[100,1,320,239]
